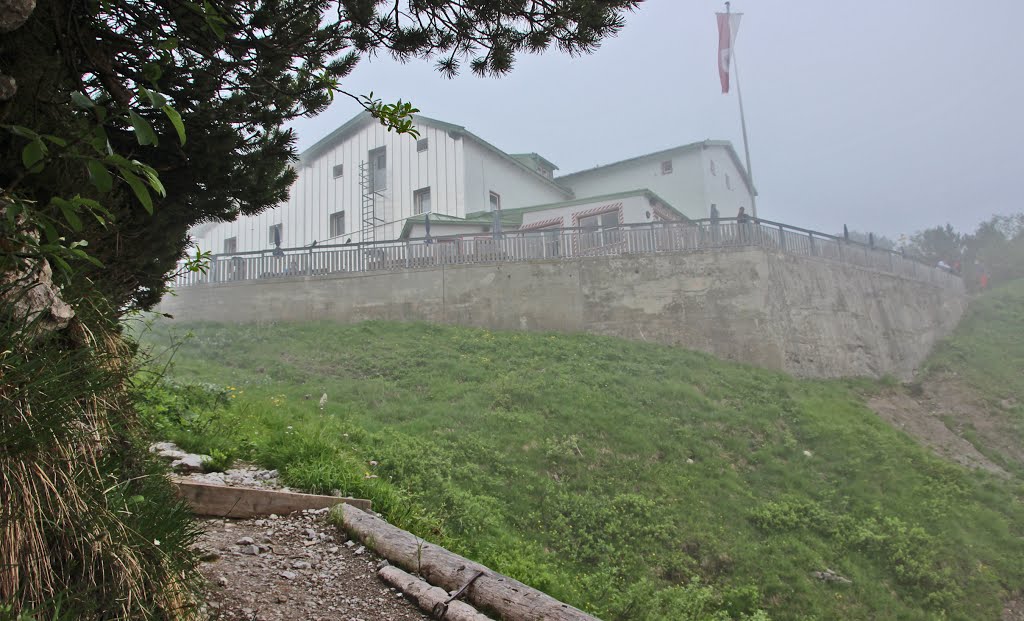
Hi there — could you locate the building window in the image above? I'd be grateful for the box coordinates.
[710,159,717,176]
[268,224,283,246]
[661,160,673,174]
[725,173,732,190]
[332,164,344,178]
[329,211,345,237]
[369,147,386,191]
[414,187,431,215]
[578,209,621,249]
[489,191,501,212]
[223,237,237,254]
[416,138,429,152]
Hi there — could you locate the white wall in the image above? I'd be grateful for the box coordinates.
[193,118,466,253]
[518,194,659,229]
[462,141,568,215]
[701,146,756,221]
[556,148,709,220]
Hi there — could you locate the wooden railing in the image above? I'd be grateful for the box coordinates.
[172,218,962,289]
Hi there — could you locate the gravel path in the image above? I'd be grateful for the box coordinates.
[197,509,431,621]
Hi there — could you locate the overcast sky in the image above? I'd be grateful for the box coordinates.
[287,0,1024,239]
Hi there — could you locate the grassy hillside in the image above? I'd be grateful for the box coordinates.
[136,290,1024,620]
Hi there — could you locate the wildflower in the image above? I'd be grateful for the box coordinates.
[153,539,161,546]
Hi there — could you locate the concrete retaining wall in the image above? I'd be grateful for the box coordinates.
[158,248,967,379]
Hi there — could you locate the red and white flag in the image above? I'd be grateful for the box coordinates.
[716,11,743,93]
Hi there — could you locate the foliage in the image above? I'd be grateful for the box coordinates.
[138,319,1024,621]
[901,213,1024,288]
[0,0,640,313]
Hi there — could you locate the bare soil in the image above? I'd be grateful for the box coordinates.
[196,509,431,621]
[868,374,1023,477]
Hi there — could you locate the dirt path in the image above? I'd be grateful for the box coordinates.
[868,374,1022,476]
[196,509,431,621]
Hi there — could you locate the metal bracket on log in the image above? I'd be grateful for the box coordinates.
[433,571,484,619]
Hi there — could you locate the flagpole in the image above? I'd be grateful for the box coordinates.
[726,2,757,219]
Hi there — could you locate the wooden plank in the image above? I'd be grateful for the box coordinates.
[173,479,371,518]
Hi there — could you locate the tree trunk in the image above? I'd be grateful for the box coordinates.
[378,565,493,621]
[335,503,601,621]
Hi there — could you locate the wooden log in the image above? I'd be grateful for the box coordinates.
[173,479,371,518]
[336,503,600,621]
[379,565,493,621]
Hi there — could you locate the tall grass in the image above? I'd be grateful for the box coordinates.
[1,289,201,619]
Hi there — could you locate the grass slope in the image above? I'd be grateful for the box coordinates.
[136,298,1024,620]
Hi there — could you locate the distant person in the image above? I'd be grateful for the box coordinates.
[736,206,750,244]
[980,272,989,290]
[709,204,720,244]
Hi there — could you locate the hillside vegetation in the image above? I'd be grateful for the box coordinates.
[137,283,1024,621]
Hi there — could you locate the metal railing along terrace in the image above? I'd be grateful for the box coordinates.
[172,218,962,289]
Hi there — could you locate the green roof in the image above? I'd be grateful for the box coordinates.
[400,211,522,239]
[466,189,686,220]
[509,152,559,172]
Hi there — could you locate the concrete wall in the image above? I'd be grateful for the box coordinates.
[159,248,966,379]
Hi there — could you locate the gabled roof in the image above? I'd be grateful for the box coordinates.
[556,140,757,196]
[298,111,572,198]
[509,152,559,172]
[399,211,522,239]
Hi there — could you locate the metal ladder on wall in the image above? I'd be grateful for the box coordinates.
[359,161,383,244]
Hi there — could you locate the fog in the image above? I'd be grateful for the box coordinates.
[286,0,1024,239]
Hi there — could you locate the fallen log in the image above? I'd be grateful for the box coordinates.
[174,479,371,518]
[335,503,600,621]
[379,565,493,621]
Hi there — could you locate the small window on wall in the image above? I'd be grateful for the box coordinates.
[489,191,501,212]
[414,187,431,214]
[332,164,344,178]
[710,159,717,176]
[269,223,283,246]
[661,160,673,174]
[223,237,237,254]
[725,173,733,190]
[416,138,429,152]
[329,211,345,237]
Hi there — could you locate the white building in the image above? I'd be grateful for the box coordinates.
[189,111,755,255]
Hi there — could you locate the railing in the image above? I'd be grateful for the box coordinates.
[173,218,962,289]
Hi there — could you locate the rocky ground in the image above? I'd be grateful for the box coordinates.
[149,443,431,620]
[196,509,431,621]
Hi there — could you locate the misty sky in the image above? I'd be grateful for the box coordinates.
[286,0,1024,240]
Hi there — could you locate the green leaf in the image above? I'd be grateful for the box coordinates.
[70,91,95,109]
[120,167,154,214]
[69,246,104,267]
[86,159,113,193]
[43,134,68,147]
[139,86,167,108]
[162,105,186,145]
[52,197,84,232]
[6,125,40,140]
[40,219,59,244]
[129,110,158,146]
[138,163,166,197]
[203,0,227,39]
[22,140,45,172]
[49,253,71,274]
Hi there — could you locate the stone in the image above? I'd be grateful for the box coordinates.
[170,454,209,473]
[280,571,297,580]
[292,561,312,570]
[236,536,255,545]
[240,544,260,555]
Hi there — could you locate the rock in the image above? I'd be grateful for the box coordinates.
[304,528,317,540]
[280,570,297,580]
[344,540,356,549]
[292,561,312,570]
[197,548,221,562]
[240,544,260,555]
[170,454,209,473]
[811,569,852,584]
[236,536,255,545]
[354,545,365,555]
[216,575,228,587]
